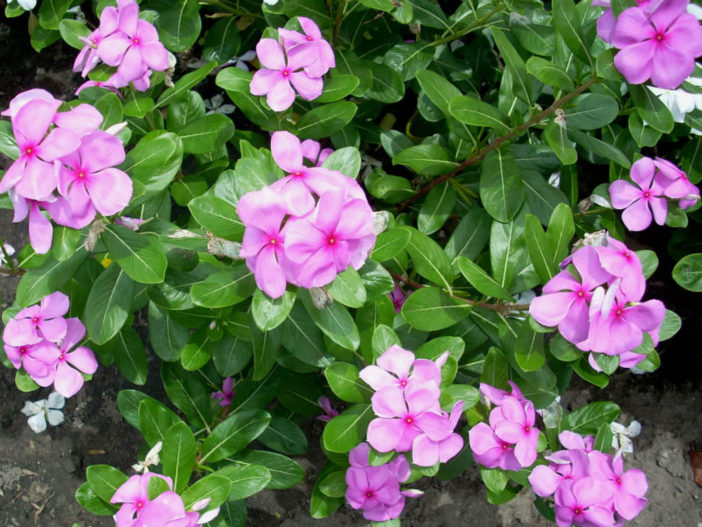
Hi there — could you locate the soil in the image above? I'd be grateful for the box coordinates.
[0,12,701,527]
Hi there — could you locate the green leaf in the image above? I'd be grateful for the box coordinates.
[213,333,252,377]
[180,475,231,510]
[0,120,19,159]
[295,102,357,140]
[319,471,347,498]
[659,309,681,341]
[86,465,128,503]
[371,228,410,262]
[252,289,296,331]
[544,122,577,165]
[401,287,472,331]
[157,62,217,108]
[102,225,167,284]
[190,268,255,308]
[138,398,182,446]
[104,327,148,385]
[524,214,557,284]
[258,415,308,455]
[325,361,373,403]
[215,68,278,130]
[281,303,333,367]
[156,0,201,52]
[393,144,457,177]
[569,402,621,435]
[322,404,374,453]
[200,409,271,463]
[148,302,189,361]
[321,147,362,179]
[418,182,456,234]
[402,226,454,290]
[85,265,134,345]
[188,194,244,240]
[38,0,71,30]
[480,147,525,222]
[327,268,367,308]
[366,62,405,103]
[251,322,280,381]
[117,390,149,430]
[552,0,592,65]
[316,74,361,103]
[525,56,574,91]
[123,92,155,118]
[547,203,575,265]
[75,482,118,516]
[567,129,631,168]
[214,464,271,500]
[456,257,512,301]
[16,250,87,307]
[161,362,213,427]
[489,27,532,104]
[175,113,234,154]
[180,329,213,371]
[480,347,509,389]
[565,94,619,131]
[514,322,546,372]
[416,69,462,117]
[233,450,304,490]
[202,17,241,63]
[630,84,674,133]
[445,208,491,264]
[449,95,511,135]
[522,170,569,226]
[636,250,658,279]
[372,325,401,359]
[121,131,183,194]
[300,290,360,351]
[59,19,91,49]
[310,462,344,518]
[673,253,702,291]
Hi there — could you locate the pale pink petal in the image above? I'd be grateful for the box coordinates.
[412,434,440,467]
[254,245,287,298]
[266,78,296,112]
[271,131,303,172]
[54,361,85,398]
[250,69,281,96]
[376,345,414,378]
[86,167,132,216]
[289,72,323,101]
[28,203,53,254]
[66,346,98,374]
[256,39,286,70]
[650,44,694,89]
[367,418,403,452]
[359,365,397,391]
[621,198,653,231]
[610,180,642,209]
[14,99,55,145]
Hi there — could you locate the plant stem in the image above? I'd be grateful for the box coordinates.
[431,4,503,48]
[389,271,530,314]
[0,266,23,276]
[397,75,599,212]
[333,0,347,47]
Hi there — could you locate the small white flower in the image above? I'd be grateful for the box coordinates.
[611,420,642,455]
[132,441,163,473]
[204,94,236,115]
[548,172,561,188]
[8,0,37,10]
[21,392,65,433]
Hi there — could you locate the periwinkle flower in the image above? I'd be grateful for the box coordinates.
[609,157,669,231]
[315,396,339,422]
[21,392,65,434]
[212,377,235,407]
[52,318,99,398]
[611,0,702,89]
[111,472,174,526]
[4,291,69,343]
[278,16,336,78]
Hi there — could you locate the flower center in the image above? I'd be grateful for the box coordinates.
[615,308,622,316]
[500,442,510,450]
[654,31,665,42]
[19,347,27,356]
[269,237,278,246]
[365,490,374,498]
[643,190,651,199]
[292,171,302,178]
[577,290,584,297]
[58,352,66,362]
[281,68,291,77]
[31,317,39,324]
[77,170,86,179]
[24,146,34,157]
[132,37,141,46]
[523,425,531,433]
[399,379,407,387]
[327,236,336,246]
[573,507,583,515]
[405,416,413,425]
[306,35,314,41]
[623,250,632,261]
[136,500,144,509]
[616,477,622,485]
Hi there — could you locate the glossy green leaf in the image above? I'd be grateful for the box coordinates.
[480,147,525,222]
[401,287,472,331]
[102,225,167,284]
[200,409,271,463]
[325,361,373,403]
[322,404,374,453]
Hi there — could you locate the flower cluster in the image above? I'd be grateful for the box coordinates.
[360,346,464,467]
[250,17,335,111]
[469,382,540,470]
[530,236,666,370]
[594,0,702,89]
[0,89,133,254]
[345,442,421,522]
[111,473,219,526]
[73,0,169,93]
[609,156,700,231]
[528,431,648,527]
[238,131,375,298]
[2,292,98,398]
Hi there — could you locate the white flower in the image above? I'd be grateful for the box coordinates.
[649,68,702,135]
[132,441,163,473]
[0,243,15,266]
[21,392,65,433]
[611,420,642,455]
[8,0,37,10]
[204,94,236,115]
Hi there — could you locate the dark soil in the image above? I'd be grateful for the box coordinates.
[0,12,701,527]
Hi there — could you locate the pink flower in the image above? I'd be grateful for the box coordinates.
[554,478,615,527]
[595,236,645,302]
[278,16,336,78]
[491,397,539,467]
[300,138,333,166]
[366,381,442,453]
[345,443,417,522]
[468,422,521,471]
[530,246,611,344]
[51,318,99,398]
[111,472,174,526]
[249,38,323,111]
[652,156,700,207]
[0,99,80,200]
[4,291,69,343]
[3,340,59,385]
[73,4,121,77]
[609,157,669,231]
[316,396,339,422]
[48,131,132,229]
[411,401,464,467]
[611,0,702,89]
[593,0,656,43]
[603,453,649,520]
[389,284,407,313]
[97,2,169,88]
[284,189,376,288]
[479,380,526,406]
[237,187,297,298]
[268,131,361,214]
[212,377,235,407]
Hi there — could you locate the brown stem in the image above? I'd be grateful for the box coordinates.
[397,75,599,212]
[0,266,23,276]
[390,271,530,314]
[332,0,347,47]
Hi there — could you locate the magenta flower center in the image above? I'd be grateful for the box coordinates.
[77,170,87,179]
[404,416,413,425]
[136,500,144,509]
[643,190,651,199]
[31,316,39,324]
[576,291,584,298]
[654,31,665,43]
[523,425,531,433]
[500,442,510,450]
[24,146,35,157]
[399,379,407,387]
[616,477,622,485]
[306,35,314,41]
[281,68,291,77]
[327,236,336,246]
[365,490,374,498]
[573,507,583,515]
[132,37,141,46]
[623,250,633,261]
[58,352,66,362]
[268,237,279,246]
[19,347,27,356]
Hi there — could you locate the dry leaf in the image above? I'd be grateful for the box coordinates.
[689,446,702,486]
